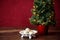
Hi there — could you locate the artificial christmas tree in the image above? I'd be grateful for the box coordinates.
[29,0,56,34]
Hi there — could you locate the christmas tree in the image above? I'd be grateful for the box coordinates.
[29,0,55,26]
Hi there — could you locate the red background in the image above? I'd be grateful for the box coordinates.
[0,0,60,29]
[54,0,60,27]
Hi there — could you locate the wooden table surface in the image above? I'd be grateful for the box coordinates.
[0,32,60,40]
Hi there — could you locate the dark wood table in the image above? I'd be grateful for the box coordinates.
[0,32,60,40]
